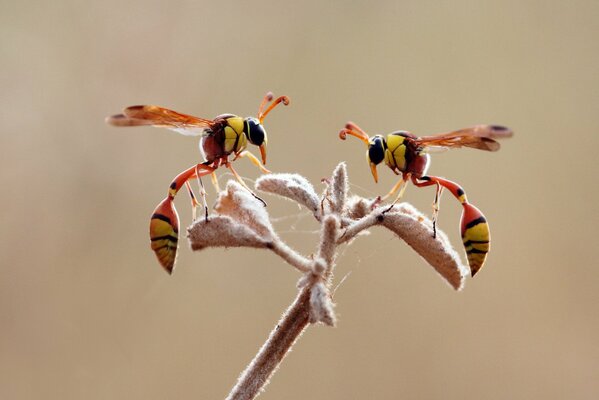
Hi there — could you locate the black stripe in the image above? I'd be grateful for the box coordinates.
[151,234,178,242]
[467,248,487,254]
[152,243,176,251]
[456,187,465,197]
[151,213,171,224]
[463,239,489,246]
[465,216,487,230]
[169,181,177,190]
[233,126,241,150]
[151,213,178,233]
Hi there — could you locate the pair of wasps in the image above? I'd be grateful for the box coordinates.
[107,92,512,276]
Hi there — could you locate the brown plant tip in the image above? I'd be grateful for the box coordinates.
[255,173,320,214]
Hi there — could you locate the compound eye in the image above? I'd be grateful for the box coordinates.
[368,137,385,165]
[246,118,266,146]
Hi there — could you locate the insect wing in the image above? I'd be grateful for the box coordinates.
[416,125,513,152]
[108,105,215,137]
[105,114,155,127]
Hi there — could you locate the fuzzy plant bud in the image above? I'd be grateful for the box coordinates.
[330,162,348,214]
[256,174,320,215]
[309,281,336,326]
[215,181,275,239]
[188,216,269,251]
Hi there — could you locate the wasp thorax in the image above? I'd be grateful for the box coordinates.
[245,117,267,146]
[368,136,385,165]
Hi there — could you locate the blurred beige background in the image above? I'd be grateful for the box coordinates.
[2,1,598,399]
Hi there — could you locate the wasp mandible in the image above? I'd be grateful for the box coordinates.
[107,92,290,273]
[339,122,512,277]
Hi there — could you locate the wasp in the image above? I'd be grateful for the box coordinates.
[339,122,512,277]
[106,92,290,273]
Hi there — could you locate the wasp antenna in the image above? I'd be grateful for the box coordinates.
[258,94,290,123]
[345,121,370,136]
[339,124,370,146]
[258,92,274,117]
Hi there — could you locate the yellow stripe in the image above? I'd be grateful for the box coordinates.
[226,117,244,134]
[235,130,247,153]
[223,126,237,153]
[464,222,489,242]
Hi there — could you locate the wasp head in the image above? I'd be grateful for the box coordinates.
[245,117,268,164]
[367,135,385,183]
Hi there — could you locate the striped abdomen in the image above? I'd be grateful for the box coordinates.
[461,203,490,277]
[149,197,180,274]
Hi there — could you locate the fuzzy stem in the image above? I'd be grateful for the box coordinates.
[269,239,312,273]
[225,287,311,400]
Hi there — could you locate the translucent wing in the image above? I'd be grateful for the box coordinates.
[106,105,215,137]
[415,125,513,152]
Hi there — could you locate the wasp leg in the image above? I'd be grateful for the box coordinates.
[195,165,209,221]
[412,175,490,277]
[150,163,216,274]
[166,163,216,199]
[382,173,411,214]
[430,184,444,238]
[225,161,267,207]
[184,181,200,221]
[210,172,221,193]
[238,150,272,174]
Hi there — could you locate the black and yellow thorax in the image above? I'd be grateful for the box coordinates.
[201,114,248,162]
[379,131,430,177]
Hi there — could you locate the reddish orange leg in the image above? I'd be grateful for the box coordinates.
[149,163,215,274]
[236,150,271,174]
[430,184,444,238]
[194,165,210,221]
[184,181,200,221]
[412,175,490,277]
[382,173,411,214]
[225,161,267,206]
[210,172,221,193]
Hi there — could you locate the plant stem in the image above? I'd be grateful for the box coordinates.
[225,287,311,400]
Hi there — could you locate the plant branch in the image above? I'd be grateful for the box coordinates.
[225,287,311,400]
[186,164,469,400]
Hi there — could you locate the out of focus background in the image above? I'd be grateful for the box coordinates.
[2,1,598,399]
